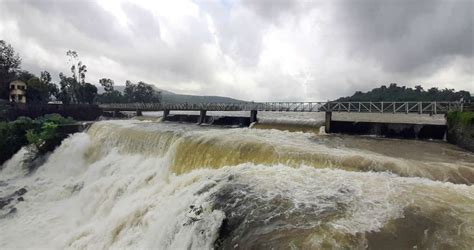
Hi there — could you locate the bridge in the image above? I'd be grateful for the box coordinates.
[100,101,466,131]
[100,101,464,115]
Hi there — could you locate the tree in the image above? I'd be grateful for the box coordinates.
[414,85,423,93]
[40,71,59,100]
[40,71,51,84]
[123,80,161,103]
[78,83,97,104]
[58,73,76,104]
[134,81,155,102]
[66,50,87,84]
[17,70,35,82]
[124,80,135,101]
[58,51,97,104]
[26,77,50,104]
[99,78,114,92]
[338,84,471,102]
[0,40,21,100]
[96,78,124,103]
[96,89,124,103]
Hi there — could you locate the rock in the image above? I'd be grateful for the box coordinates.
[15,188,27,196]
[0,198,13,209]
[0,187,27,210]
[183,205,204,226]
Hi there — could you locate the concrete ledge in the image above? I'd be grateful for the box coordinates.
[56,122,93,134]
[330,120,446,140]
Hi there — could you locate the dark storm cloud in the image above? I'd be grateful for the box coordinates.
[1,0,218,88]
[334,0,474,74]
[0,0,472,101]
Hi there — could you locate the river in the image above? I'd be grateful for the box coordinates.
[0,113,473,249]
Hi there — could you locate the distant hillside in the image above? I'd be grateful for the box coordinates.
[98,85,245,104]
[337,84,471,102]
[161,93,244,104]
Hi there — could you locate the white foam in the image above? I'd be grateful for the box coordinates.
[1,147,30,181]
[0,120,472,248]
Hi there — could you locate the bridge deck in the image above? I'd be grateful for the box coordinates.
[100,101,464,115]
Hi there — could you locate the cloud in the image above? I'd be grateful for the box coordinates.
[334,0,473,74]
[0,0,472,101]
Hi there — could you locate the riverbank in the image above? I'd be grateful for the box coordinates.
[447,111,474,152]
[0,114,87,167]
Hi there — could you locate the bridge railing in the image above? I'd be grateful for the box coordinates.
[321,101,463,114]
[99,101,464,114]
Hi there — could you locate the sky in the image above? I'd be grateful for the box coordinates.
[0,0,472,101]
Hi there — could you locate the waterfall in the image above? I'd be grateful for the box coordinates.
[1,120,473,249]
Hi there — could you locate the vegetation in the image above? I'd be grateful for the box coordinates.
[95,78,161,103]
[338,83,471,102]
[0,114,75,165]
[57,50,97,104]
[447,111,474,152]
[25,114,75,147]
[447,111,474,127]
[0,117,35,165]
[26,72,60,104]
[95,78,123,103]
[0,40,161,105]
[0,40,21,100]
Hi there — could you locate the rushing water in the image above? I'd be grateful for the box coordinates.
[1,115,474,249]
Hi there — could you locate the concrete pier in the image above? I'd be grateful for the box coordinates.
[136,110,143,116]
[250,110,258,123]
[163,109,170,120]
[325,112,332,133]
[198,110,207,124]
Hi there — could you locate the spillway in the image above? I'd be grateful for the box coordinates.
[1,119,473,249]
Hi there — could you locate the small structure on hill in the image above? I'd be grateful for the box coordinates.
[9,80,27,103]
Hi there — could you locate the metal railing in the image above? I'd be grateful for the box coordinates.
[99,101,464,115]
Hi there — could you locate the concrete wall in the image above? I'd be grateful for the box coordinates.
[330,120,446,140]
[3,104,102,121]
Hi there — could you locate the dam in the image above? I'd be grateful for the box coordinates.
[1,112,473,249]
[100,101,464,139]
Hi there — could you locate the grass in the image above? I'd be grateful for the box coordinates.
[447,111,474,127]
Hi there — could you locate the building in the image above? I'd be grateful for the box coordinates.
[9,80,27,103]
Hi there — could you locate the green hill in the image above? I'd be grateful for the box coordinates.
[337,84,471,102]
[98,85,245,104]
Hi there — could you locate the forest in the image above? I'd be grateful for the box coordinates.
[337,83,471,102]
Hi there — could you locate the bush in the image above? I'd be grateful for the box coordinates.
[26,122,58,146]
[35,113,75,125]
[0,117,35,165]
[0,114,75,166]
[447,111,474,151]
[447,111,474,127]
